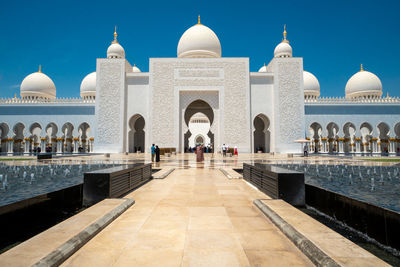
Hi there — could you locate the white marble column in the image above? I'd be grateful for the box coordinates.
[8,139,13,153]
[57,140,62,153]
[24,140,30,153]
[371,140,377,153]
[40,139,45,152]
[338,140,344,153]
[74,140,78,153]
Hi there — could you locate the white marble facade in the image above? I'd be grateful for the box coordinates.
[93,56,303,153]
[1,20,399,154]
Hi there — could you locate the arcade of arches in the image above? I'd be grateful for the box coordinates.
[0,122,93,153]
[308,122,400,153]
[2,119,400,154]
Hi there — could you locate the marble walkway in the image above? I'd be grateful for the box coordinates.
[62,168,314,266]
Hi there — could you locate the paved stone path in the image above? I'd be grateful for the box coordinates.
[62,168,314,266]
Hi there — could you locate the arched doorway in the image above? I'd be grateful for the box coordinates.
[326,122,339,153]
[128,114,145,153]
[394,122,400,153]
[78,122,91,152]
[0,123,10,153]
[29,122,42,152]
[13,122,25,153]
[183,100,214,152]
[343,122,356,153]
[195,134,205,145]
[46,122,58,152]
[187,113,210,149]
[309,122,322,153]
[360,122,373,152]
[377,122,390,153]
[61,122,74,153]
[253,114,270,153]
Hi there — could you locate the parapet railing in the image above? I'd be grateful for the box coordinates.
[0,97,95,105]
[305,97,400,104]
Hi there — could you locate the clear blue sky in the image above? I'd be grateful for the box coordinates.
[0,0,399,98]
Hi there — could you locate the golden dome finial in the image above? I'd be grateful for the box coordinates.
[14,93,17,99]
[283,24,287,40]
[38,65,42,73]
[112,26,118,44]
[387,92,389,98]
[264,63,266,66]
[198,15,201,24]
[360,64,364,72]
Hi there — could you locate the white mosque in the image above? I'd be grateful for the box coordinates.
[1,18,400,154]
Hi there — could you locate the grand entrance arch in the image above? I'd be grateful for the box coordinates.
[128,114,145,152]
[180,93,219,153]
[183,100,214,152]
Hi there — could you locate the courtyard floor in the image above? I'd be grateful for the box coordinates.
[0,152,396,266]
[62,167,314,266]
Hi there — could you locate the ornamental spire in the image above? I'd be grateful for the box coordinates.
[283,24,287,39]
[282,24,289,43]
[360,64,364,72]
[38,65,41,73]
[112,26,118,44]
[198,15,201,24]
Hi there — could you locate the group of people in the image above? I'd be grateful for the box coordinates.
[150,144,160,162]
[221,144,238,157]
[187,144,212,153]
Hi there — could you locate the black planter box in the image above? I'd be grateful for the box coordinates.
[243,163,305,206]
[83,163,152,206]
[37,153,52,160]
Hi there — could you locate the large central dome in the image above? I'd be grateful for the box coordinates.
[177,16,221,58]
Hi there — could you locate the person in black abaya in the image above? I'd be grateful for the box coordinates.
[155,145,160,162]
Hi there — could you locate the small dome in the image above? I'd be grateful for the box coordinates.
[107,27,125,59]
[303,71,320,98]
[107,43,125,59]
[132,64,141,72]
[80,72,96,99]
[177,16,221,58]
[274,42,292,58]
[20,66,56,99]
[274,25,292,58]
[258,64,267,72]
[345,65,383,99]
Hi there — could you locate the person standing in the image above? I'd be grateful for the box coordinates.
[304,145,308,157]
[222,144,226,157]
[155,145,160,162]
[151,144,156,162]
[196,145,204,162]
[234,146,238,156]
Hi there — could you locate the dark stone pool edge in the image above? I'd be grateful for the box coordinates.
[254,199,340,267]
[32,198,134,267]
[305,184,400,251]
